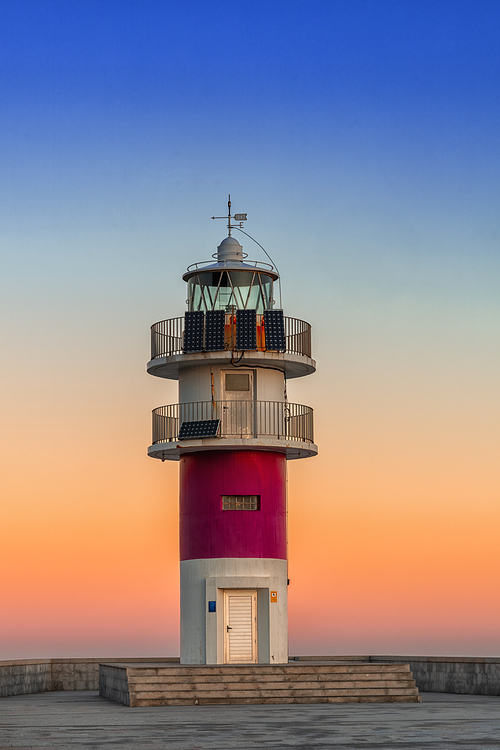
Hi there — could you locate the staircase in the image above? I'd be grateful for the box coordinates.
[99,661,421,706]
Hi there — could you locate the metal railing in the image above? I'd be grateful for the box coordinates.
[150,315,311,359]
[152,400,314,444]
[186,259,275,272]
[284,316,312,357]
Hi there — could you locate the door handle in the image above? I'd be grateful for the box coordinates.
[226,625,232,632]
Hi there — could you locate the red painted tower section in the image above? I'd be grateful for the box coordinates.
[179,450,287,561]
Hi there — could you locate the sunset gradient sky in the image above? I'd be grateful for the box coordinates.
[1,0,499,658]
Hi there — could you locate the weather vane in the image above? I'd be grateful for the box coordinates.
[211,194,247,236]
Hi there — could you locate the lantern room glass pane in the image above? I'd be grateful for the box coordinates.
[188,271,273,312]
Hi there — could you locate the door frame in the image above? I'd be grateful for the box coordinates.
[223,589,258,664]
[220,369,255,401]
[220,369,256,437]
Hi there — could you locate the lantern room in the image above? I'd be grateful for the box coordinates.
[183,235,278,313]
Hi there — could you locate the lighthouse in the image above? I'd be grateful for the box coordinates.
[147,200,317,665]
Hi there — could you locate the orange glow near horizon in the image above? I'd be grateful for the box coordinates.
[2,375,499,659]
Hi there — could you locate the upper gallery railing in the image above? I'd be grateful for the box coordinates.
[150,315,312,359]
[152,400,314,444]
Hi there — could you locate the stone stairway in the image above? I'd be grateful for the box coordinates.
[99,661,421,706]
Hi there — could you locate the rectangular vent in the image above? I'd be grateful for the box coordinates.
[236,309,257,350]
[205,310,225,351]
[264,309,286,351]
[222,495,260,510]
[183,311,204,352]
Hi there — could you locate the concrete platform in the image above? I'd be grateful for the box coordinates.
[99,660,421,706]
[1,690,500,748]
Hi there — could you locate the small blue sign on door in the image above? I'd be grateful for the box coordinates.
[208,601,216,613]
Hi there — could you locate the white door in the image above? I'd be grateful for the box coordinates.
[221,370,254,437]
[223,590,258,664]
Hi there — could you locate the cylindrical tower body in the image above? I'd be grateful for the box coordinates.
[180,450,288,663]
[147,224,317,664]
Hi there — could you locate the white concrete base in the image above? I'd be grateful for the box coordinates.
[180,558,288,665]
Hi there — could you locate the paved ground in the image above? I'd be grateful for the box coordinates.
[0,691,499,749]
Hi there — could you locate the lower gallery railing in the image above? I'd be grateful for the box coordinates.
[152,401,314,444]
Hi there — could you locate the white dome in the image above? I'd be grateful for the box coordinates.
[217,236,243,262]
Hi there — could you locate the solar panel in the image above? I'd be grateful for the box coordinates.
[178,419,220,440]
[183,311,204,352]
[264,309,286,351]
[236,309,257,350]
[205,310,225,351]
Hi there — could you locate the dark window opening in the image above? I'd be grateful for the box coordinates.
[225,373,250,391]
[222,495,260,510]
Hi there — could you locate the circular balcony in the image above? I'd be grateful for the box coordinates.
[147,400,318,461]
[147,315,316,380]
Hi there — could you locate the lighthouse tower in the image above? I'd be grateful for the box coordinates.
[147,200,317,664]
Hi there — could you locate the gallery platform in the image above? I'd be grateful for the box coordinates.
[99,660,421,706]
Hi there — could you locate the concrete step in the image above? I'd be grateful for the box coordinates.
[126,663,412,678]
[130,685,417,700]
[129,679,416,693]
[133,694,421,706]
[99,661,421,707]
[128,672,413,687]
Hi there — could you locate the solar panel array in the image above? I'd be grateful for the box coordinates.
[183,309,285,353]
[183,311,204,352]
[264,309,286,351]
[178,419,220,440]
[205,310,225,351]
[236,309,257,350]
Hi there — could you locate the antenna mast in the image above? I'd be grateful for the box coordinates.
[211,194,247,235]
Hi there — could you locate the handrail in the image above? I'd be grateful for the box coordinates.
[186,259,274,272]
[152,400,314,444]
[150,315,312,359]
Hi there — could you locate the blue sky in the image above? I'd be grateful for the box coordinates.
[2,1,499,297]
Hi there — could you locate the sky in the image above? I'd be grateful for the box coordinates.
[1,0,499,659]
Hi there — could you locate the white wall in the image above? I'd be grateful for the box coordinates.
[180,558,288,665]
[179,365,285,404]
